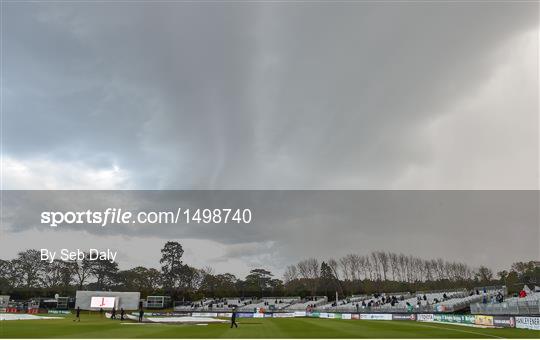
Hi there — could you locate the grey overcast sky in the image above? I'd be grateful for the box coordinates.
[1,2,539,277]
[1,191,539,277]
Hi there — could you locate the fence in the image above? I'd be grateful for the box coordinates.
[471,300,540,315]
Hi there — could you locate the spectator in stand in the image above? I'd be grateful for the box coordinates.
[519,289,527,298]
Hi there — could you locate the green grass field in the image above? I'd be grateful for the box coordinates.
[0,314,538,338]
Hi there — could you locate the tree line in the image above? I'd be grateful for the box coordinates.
[0,241,537,300]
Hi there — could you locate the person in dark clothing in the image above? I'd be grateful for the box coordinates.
[138,309,144,322]
[100,308,104,317]
[496,292,504,303]
[230,309,238,328]
[120,308,125,321]
[73,306,81,322]
[110,307,117,319]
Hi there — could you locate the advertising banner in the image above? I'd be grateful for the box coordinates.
[360,313,392,320]
[150,312,189,317]
[253,313,265,318]
[492,316,515,328]
[307,311,320,318]
[417,314,434,322]
[392,314,416,321]
[217,313,232,318]
[342,313,352,320]
[351,314,360,320]
[516,316,540,331]
[435,314,475,325]
[294,311,306,317]
[475,315,494,327]
[273,313,295,318]
[192,312,218,317]
[237,312,254,318]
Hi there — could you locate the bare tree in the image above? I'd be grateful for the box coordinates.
[389,253,399,281]
[283,265,298,284]
[377,251,389,281]
[297,258,320,295]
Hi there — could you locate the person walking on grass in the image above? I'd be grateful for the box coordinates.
[230,308,238,328]
[111,307,117,319]
[138,308,144,322]
[73,306,81,322]
[120,308,125,321]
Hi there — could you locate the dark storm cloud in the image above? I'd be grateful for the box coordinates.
[2,2,538,275]
[3,2,538,189]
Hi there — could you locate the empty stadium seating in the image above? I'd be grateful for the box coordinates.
[171,286,512,314]
[286,296,328,310]
[238,297,300,311]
